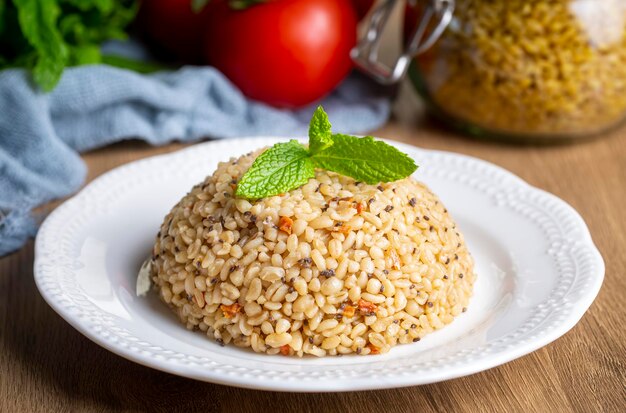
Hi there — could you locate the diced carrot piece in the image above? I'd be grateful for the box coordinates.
[280,345,291,356]
[220,303,241,319]
[356,202,364,214]
[343,305,356,318]
[358,299,377,314]
[367,343,380,355]
[278,216,293,234]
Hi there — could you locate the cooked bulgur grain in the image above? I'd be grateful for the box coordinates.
[151,149,475,356]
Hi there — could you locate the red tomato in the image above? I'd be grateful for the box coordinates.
[204,0,358,108]
[137,0,212,62]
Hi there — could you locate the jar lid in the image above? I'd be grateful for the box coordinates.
[352,0,454,84]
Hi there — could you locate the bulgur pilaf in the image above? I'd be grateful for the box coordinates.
[151,149,475,356]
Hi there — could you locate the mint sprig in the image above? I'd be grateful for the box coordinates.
[236,106,418,199]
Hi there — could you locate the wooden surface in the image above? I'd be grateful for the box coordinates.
[1,87,625,412]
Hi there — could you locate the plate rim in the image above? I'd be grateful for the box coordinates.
[33,137,605,392]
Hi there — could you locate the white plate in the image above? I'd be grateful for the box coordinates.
[34,138,604,392]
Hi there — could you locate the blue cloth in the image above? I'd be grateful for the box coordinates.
[0,65,390,256]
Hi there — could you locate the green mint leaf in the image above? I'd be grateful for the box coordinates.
[311,134,418,184]
[61,0,115,13]
[13,0,68,91]
[101,55,169,74]
[236,140,314,199]
[69,44,101,66]
[1,0,138,92]
[308,106,333,154]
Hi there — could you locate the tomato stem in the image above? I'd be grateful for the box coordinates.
[228,0,268,10]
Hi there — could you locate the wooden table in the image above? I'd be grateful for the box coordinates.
[1,90,625,412]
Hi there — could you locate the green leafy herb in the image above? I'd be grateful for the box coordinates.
[236,106,418,199]
[312,134,417,185]
[0,0,138,92]
[101,54,168,74]
[13,0,68,91]
[308,105,333,155]
[236,140,315,199]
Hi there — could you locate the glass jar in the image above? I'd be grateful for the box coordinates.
[354,0,626,141]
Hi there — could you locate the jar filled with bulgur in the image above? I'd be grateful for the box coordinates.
[354,0,626,141]
[409,0,626,140]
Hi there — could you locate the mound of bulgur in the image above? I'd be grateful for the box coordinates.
[151,149,475,356]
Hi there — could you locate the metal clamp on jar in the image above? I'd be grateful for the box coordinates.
[352,0,454,84]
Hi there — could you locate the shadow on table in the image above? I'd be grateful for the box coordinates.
[2,244,502,413]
